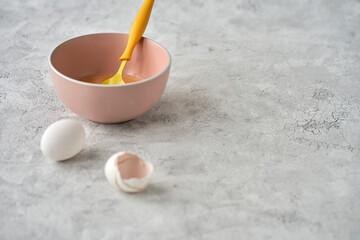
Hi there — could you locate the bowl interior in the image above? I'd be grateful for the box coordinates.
[50,33,170,82]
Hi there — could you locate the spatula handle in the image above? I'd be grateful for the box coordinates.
[120,0,155,61]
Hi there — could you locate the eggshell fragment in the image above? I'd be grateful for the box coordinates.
[41,119,85,161]
[104,152,153,193]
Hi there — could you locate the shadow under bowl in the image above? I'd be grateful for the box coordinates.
[49,33,171,123]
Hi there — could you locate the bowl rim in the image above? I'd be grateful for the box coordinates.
[48,32,172,88]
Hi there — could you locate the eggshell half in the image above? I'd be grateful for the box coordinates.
[104,152,153,193]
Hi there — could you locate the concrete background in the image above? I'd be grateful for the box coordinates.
[1,0,359,239]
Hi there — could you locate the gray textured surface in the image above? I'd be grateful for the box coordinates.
[1,0,360,239]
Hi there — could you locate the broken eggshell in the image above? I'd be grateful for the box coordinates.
[104,152,153,193]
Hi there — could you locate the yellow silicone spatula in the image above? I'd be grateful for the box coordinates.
[102,0,155,85]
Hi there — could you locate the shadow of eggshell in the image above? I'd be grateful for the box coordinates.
[104,152,153,193]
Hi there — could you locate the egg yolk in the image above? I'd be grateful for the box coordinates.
[79,74,143,84]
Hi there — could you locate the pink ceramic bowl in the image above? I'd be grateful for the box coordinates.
[49,33,171,123]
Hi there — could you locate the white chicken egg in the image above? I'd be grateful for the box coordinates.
[41,119,85,161]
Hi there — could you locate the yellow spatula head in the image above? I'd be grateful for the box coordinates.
[102,60,127,85]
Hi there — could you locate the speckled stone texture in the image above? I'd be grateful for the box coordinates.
[1,0,360,239]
